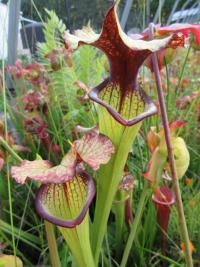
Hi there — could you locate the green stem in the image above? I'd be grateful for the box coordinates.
[0,136,22,162]
[175,45,191,94]
[120,181,149,267]
[114,192,126,257]
[59,215,95,267]
[105,233,112,267]
[158,0,161,24]
[31,0,44,23]
[92,154,127,264]
[47,104,65,156]
[114,137,144,257]
[45,221,61,267]
[2,59,17,267]
[92,107,142,265]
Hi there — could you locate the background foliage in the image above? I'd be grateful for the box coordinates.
[2,0,198,31]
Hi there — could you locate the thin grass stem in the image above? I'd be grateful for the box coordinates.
[175,46,191,94]
[2,60,17,267]
[44,221,61,267]
[31,0,44,23]
[120,181,149,267]
[105,232,112,267]
[0,136,22,162]
[16,181,33,249]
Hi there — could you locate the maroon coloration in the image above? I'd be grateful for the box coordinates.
[35,170,96,228]
[75,125,98,134]
[89,79,157,126]
[144,48,175,72]
[152,186,175,252]
[7,60,48,84]
[24,114,44,134]
[152,186,175,232]
[86,6,185,125]
[125,197,134,226]
[22,91,41,111]
[129,28,186,72]
[7,59,29,79]
[45,47,73,71]
[24,115,51,151]
[149,23,193,267]
[0,158,4,171]
[86,6,158,125]
[52,144,61,154]
[25,62,47,85]
[22,90,48,112]
[37,124,51,151]
[24,115,60,153]
[65,5,185,125]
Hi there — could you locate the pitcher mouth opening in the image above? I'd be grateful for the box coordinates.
[152,186,176,206]
[89,78,158,126]
[35,170,96,228]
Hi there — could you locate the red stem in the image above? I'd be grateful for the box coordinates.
[149,23,193,267]
[125,197,134,225]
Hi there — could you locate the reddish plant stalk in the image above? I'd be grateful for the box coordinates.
[125,197,134,226]
[39,132,51,151]
[149,23,193,267]
[152,186,175,254]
